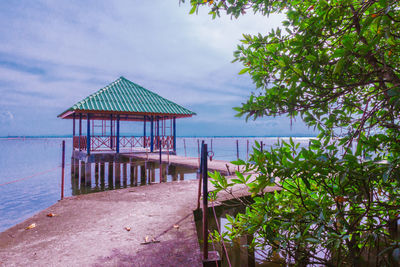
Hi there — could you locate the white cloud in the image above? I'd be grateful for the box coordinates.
[0,110,14,124]
[0,0,314,136]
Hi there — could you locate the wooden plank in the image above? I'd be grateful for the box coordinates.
[124,153,240,175]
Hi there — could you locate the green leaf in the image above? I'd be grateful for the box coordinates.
[301,177,311,189]
[306,55,317,61]
[238,68,250,75]
[231,178,243,184]
[231,159,246,165]
[333,58,345,75]
[306,237,319,243]
[342,36,353,50]
[235,171,246,183]
[278,60,286,67]
[332,48,345,58]
[189,5,197,14]
[185,1,400,263]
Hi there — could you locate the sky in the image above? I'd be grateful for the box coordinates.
[0,0,316,137]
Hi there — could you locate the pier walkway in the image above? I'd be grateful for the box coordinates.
[72,150,241,176]
[126,152,242,175]
[0,180,203,267]
[0,152,278,266]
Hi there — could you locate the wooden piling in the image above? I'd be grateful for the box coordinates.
[70,159,79,195]
[80,161,85,184]
[236,139,239,158]
[70,157,74,176]
[130,163,134,185]
[94,163,99,187]
[172,172,178,181]
[61,140,65,200]
[115,162,121,188]
[151,164,155,183]
[123,163,127,187]
[163,164,167,182]
[202,143,209,260]
[74,158,79,179]
[100,162,105,179]
[100,162,105,190]
[159,164,163,183]
[134,165,138,186]
[147,164,151,184]
[85,162,91,187]
[197,140,204,210]
[247,234,256,267]
[108,162,114,189]
[140,164,146,185]
[70,166,79,196]
[171,165,178,181]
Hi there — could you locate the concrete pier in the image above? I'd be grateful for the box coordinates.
[71,150,242,176]
[0,180,203,266]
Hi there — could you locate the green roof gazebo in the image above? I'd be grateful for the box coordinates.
[58,76,196,155]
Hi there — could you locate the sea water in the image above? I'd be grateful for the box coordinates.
[0,137,312,232]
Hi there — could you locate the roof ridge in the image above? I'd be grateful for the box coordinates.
[58,76,196,117]
[76,77,121,106]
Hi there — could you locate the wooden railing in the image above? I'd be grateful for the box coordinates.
[159,136,173,150]
[73,136,174,151]
[73,136,87,150]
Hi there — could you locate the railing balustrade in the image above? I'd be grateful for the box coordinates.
[73,135,174,152]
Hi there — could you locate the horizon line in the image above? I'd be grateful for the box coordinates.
[0,134,317,139]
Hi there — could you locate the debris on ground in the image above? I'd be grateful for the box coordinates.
[25,223,36,230]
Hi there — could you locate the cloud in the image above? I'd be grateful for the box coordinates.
[0,0,314,137]
[0,110,14,124]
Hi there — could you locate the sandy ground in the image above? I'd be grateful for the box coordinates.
[0,167,281,267]
[0,180,202,267]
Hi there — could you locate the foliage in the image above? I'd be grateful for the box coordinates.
[182,0,400,265]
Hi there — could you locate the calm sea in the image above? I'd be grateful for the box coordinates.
[0,137,312,232]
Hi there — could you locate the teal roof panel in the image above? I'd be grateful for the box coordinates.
[58,76,196,118]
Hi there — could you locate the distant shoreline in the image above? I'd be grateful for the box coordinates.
[0,135,317,139]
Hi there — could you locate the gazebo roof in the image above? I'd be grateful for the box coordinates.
[58,76,196,119]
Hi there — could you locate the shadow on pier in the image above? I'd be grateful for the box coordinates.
[70,157,197,195]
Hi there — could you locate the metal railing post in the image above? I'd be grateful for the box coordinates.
[202,142,209,260]
[110,114,113,150]
[87,113,91,155]
[197,139,200,166]
[197,140,204,210]
[116,115,120,153]
[79,113,82,151]
[61,140,65,200]
[236,139,240,171]
[150,116,154,152]
[143,115,147,148]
